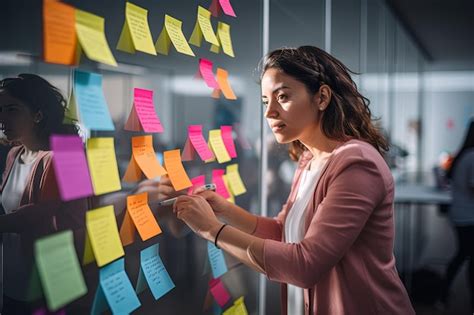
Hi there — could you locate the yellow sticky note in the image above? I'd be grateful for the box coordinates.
[209,129,231,164]
[222,174,235,204]
[117,2,156,55]
[189,6,219,47]
[64,89,79,123]
[75,9,117,66]
[163,149,192,191]
[210,22,235,57]
[226,164,246,196]
[155,15,195,56]
[85,205,125,267]
[86,138,122,195]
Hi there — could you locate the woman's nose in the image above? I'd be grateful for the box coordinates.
[264,99,279,119]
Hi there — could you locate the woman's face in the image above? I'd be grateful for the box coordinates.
[261,68,321,144]
[0,92,37,143]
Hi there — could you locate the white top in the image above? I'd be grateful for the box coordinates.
[285,157,328,315]
[451,148,474,225]
[1,153,37,300]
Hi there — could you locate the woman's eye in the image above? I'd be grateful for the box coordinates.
[262,100,268,107]
[277,94,287,102]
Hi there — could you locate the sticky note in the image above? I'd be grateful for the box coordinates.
[223,297,248,315]
[182,125,215,161]
[91,258,141,315]
[86,138,121,195]
[210,22,235,57]
[220,126,237,158]
[35,230,87,311]
[225,164,246,196]
[123,136,167,183]
[198,58,219,89]
[51,135,93,201]
[212,169,231,199]
[125,193,162,242]
[155,15,195,56]
[73,70,115,131]
[27,262,44,302]
[125,88,164,133]
[163,149,192,191]
[189,6,219,47]
[215,68,237,100]
[75,9,117,66]
[117,2,156,55]
[208,242,228,279]
[136,243,175,300]
[209,130,231,164]
[188,175,206,195]
[84,205,124,267]
[209,278,231,307]
[222,174,235,203]
[119,210,136,247]
[43,0,77,65]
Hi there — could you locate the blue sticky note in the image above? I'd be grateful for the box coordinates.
[212,301,223,315]
[207,242,228,279]
[74,70,115,131]
[92,258,141,315]
[136,243,175,300]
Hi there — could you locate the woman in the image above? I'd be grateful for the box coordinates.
[0,74,86,314]
[442,120,474,310]
[170,46,414,314]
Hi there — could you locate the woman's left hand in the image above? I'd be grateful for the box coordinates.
[173,195,222,241]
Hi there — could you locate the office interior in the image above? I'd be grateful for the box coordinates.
[0,0,473,314]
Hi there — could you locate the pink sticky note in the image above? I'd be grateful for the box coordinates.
[199,59,219,89]
[189,125,215,161]
[134,88,164,133]
[219,0,236,17]
[209,0,222,17]
[209,278,231,307]
[188,175,206,195]
[181,137,196,162]
[220,126,237,158]
[50,135,93,201]
[212,169,230,199]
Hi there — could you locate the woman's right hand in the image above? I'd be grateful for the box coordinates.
[136,175,186,204]
[192,188,233,219]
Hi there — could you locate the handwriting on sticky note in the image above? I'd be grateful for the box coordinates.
[85,205,124,267]
[209,129,231,163]
[43,0,77,65]
[156,15,195,56]
[117,2,156,55]
[86,137,121,195]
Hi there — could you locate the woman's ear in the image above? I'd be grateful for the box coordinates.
[315,85,332,111]
[33,110,43,123]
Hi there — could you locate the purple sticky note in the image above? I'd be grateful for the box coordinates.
[32,308,66,315]
[51,135,93,201]
[209,278,231,307]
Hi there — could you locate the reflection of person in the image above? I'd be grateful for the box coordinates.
[168,46,414,314]
[0,74,86,314]
[442,120,474,311]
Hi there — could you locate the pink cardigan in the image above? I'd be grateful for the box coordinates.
[253,140,414,314]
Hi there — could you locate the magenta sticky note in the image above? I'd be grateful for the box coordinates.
[134,88,164,133]
[188,175,206,195]
[51,135,93,201]
[199,59,219,89]
[33,307,66,315]
[212,169,230,199]
[189,125,215,161]
[209,278,231,307]
[219,0,236,17]
[220,126,237,158]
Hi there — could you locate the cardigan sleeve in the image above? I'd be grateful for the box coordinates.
[251,204,286,241]
[262,152,388,288]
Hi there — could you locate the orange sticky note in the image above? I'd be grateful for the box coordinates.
[127,193,161,241]
[43,0,77,65]
[216,68,237,100]
[119,210,136,246]
[163,150,192,191]
[123,136,167,182]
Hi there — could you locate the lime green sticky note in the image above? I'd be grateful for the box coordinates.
[34,230,87,311]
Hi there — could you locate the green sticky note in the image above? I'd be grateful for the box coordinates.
[35,230,88,311]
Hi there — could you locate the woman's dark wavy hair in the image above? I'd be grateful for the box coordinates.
[447,119,474,179]
[259,46,388,160]
[0,73,79,148]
